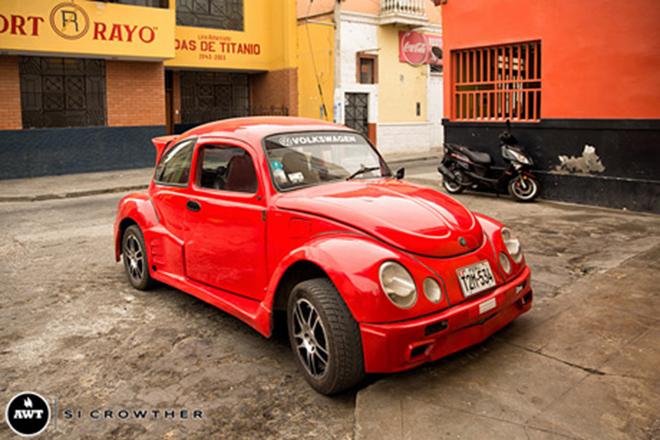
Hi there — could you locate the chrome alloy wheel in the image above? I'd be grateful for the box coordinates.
[292,298,329,378]
[124,234,145,283]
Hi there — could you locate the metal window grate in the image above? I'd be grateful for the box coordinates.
[451,41,541,122]
[103,0,168,8]
[180,71,249,125]
[345,93,369,137]
[19,57,106,129]
[176,0,243,31]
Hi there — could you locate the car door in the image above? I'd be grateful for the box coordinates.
[150,137,196,277]
[183,140,267,300]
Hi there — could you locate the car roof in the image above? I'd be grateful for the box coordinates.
[177,117,354,150]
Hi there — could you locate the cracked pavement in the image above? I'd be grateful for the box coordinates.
[1,160,659,439]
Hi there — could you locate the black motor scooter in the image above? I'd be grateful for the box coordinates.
[437,122,539,202]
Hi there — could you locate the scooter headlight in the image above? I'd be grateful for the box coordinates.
[501,227,523,263]
[509,149,532,165]
[379,261,417,309]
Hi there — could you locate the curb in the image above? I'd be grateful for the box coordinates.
[387,155,441,165]
[0,185,149,203]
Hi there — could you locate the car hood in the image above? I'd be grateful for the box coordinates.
[274,179,483,257]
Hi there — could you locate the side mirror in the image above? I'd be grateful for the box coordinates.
[431,46,442,59]
[395,167,405,179]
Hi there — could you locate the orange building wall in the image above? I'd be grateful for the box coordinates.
[442,0,660,119]
[106,61,166,127]
[0,56,22,130]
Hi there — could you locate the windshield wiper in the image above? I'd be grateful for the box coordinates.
[346,166,381,180]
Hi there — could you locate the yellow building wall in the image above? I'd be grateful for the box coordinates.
[377,26,429,123]
[296,20,334,121]
[166,0,297,71]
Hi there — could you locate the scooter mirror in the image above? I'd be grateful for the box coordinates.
[395,167,405,179]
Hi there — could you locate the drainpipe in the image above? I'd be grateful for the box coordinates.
[334,0,343,123]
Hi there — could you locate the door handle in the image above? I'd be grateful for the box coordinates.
[186,200,201,212]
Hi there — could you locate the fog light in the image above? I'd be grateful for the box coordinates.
[423,277,442,304]
[499,252,512,275]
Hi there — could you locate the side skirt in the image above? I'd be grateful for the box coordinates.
[151,270,273,337]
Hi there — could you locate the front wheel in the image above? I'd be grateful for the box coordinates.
[442,179,465,194]
[508,174,539,202]
[287,278,365,395]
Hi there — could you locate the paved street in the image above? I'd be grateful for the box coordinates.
[1,160,659,439]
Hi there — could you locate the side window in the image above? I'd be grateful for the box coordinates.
[155,139,195,185]
[198,145,258,194]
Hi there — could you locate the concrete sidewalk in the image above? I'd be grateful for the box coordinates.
[0,152,440,202]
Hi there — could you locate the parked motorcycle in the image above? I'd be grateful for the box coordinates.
[437,122,540,202]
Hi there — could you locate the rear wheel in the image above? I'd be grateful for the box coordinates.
[287,278,365,395]
[509,174,539,202]
[122,225,154,290]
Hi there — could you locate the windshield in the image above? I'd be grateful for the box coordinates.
[264,131,391,191]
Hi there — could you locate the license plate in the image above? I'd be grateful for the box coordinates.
[457,261,496,297]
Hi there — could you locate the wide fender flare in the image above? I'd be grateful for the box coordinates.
[114,193,160,261]
[474,212,503,236]
[475,212,527,274]
[265,233,404,323]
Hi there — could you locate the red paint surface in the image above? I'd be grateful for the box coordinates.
[442,0,660,119]
[114,117,532,372]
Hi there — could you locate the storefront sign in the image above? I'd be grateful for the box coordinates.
[399,31,442,66]
[166,25,271,70]
[0,0,174,60]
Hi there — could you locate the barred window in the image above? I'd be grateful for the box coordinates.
[19,57,106,129]
[451,41,541,122]
[180,71,249,125]
[103,0,169,8]
[176,0,244,31]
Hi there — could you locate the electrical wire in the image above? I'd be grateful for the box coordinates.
[303,0,329,119]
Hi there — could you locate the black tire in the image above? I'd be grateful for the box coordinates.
[287,278,365,395]
[508,174,539,202]
[122,225,154,290]
[442,178,465,194]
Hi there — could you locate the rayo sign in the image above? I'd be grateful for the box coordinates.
[399,31,442,66]
[0,0,174,60]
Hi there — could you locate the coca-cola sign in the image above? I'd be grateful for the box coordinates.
[399,31,429,66]
[398,31,442,66]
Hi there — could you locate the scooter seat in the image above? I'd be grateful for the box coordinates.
[447,144,492,165]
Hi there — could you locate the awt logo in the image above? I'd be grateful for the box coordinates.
[5,392,51,437]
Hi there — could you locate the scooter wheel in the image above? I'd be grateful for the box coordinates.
[442,179,465,194]
[509,175,539,202]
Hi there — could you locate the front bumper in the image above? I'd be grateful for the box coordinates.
[360,266,532,373]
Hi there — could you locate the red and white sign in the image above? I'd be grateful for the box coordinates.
[399,31,442,66]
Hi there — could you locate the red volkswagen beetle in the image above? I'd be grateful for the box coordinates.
[114,117,532,394]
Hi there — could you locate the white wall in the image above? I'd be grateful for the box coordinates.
[334,15,378,125]
[428,71,444,148]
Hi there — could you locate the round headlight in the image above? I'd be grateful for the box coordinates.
[379,261,417,309]
[501,227,523,263]
[499,252,512,275]
[423,278,442,304]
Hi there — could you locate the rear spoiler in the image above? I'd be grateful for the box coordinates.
[152,135,178,163]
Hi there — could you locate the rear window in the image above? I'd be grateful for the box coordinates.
[154,139,195,185]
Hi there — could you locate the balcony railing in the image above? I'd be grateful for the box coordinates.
[379,0,428,26]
